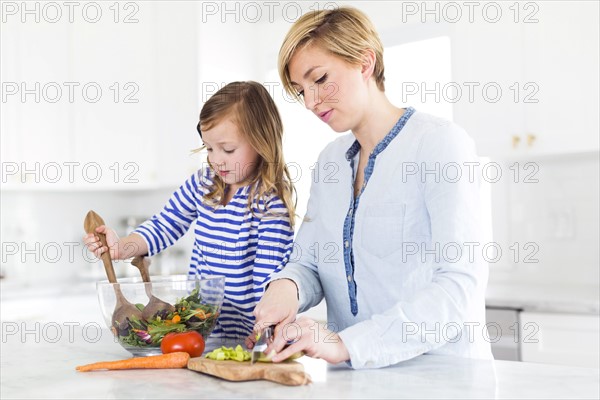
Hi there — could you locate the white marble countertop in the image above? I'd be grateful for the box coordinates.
[485,281,599,314]
[1,327,598,399]
[0,279,329,325]
[3,278,598,323]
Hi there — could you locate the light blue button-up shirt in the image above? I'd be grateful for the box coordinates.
[272,108,493,368]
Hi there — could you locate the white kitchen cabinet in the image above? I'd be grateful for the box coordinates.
[70,2,204,189]
[485,307,520,361]
[520,3,599,156]
[69,5,159,186]
[1,18,72,170]
[1,2,201,190]
[520,311,600,368]
[452,1,599,158]
[451,6,525,158]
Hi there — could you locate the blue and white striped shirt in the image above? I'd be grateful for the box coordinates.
[133,167,294,339]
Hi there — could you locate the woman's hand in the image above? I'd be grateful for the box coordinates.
[247,279,299,349]
[270,317,350,364]
[82,225,121,260]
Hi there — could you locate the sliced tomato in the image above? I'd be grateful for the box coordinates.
[160,331,205,357]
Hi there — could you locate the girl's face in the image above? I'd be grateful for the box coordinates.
[202,118,260,191]
[288,44,371,133]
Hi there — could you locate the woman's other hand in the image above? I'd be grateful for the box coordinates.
[270,317,350,364]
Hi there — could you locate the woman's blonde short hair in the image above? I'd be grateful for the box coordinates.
[278,6,385,98]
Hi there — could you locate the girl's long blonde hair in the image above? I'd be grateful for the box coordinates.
[196,81,296,227]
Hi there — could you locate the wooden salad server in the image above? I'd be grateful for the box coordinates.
[131,256,175,320]
[84,210,142,333]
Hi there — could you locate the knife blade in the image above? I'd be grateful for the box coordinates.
[251,325,274,364]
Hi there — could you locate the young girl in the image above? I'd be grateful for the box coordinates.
[84,81,296,339]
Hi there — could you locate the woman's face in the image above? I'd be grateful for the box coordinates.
[288,44,370,133]
[202,118,260,190]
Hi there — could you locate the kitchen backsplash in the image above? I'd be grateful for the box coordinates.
[1,187,194,286]
[489,151,599,288]
[2,152,598,291]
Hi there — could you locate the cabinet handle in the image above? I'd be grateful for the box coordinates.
[512,135,521,149]
[527,134,537,147]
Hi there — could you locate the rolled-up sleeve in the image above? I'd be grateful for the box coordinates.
[252,199,295,288]
[133,172,199,256]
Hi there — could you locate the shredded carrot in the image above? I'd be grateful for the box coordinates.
[75,352,190,372]
[195,309,206,319]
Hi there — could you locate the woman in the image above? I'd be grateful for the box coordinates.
[249,6,492,369]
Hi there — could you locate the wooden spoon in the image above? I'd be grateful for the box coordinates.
[83,210,142,334]
[131,256,175,320]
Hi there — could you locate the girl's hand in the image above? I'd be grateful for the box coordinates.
[249,279,299,350]
[82,225,121,260]
[270,317,351,364]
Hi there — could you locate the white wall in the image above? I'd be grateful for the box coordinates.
[0,188,194,284]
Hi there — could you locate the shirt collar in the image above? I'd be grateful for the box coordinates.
[345,106,416,161]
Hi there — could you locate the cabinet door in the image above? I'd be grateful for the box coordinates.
[69,4,159,187]
[67,2,202,189]
[485,308,520,361]
[521,2,599,156]
[451,4,526,158]
[520,311,599,368]
[1,18,71,180]
[152,2,203,187]
[452,1,599,158]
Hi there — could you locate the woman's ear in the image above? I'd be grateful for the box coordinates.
[361,49,376,81]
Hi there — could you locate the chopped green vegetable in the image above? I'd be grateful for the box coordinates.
[205,345,251,362]
[204,345,304,363]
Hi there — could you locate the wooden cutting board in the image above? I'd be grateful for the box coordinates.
[187,357,312,386]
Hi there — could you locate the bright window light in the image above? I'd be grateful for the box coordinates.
[384,36,454,121]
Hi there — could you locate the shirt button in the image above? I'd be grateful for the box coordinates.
[347,275,352,282]
[344,240,350,248]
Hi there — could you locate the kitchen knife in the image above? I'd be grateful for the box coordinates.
[251,326,274,365]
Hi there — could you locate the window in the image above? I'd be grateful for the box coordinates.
[384,36,454,121]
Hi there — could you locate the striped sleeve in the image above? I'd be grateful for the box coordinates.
[252,197,294,287]
[132,172,200,256]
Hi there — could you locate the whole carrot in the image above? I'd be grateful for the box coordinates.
[76,352,190,372]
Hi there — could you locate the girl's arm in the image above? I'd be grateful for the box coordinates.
[132,172,201,256]
[252,199,295,287]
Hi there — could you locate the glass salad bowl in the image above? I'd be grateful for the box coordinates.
[96,275,225,357]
